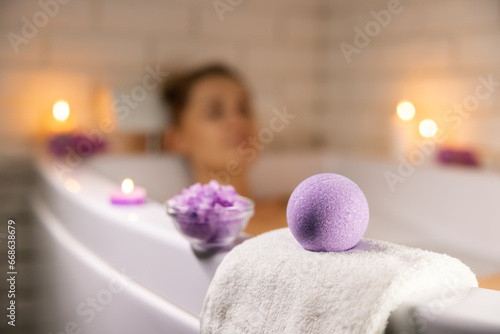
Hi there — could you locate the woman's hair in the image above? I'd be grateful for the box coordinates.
[161,63,243,126]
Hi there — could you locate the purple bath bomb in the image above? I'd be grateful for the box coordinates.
[286,173,369,252]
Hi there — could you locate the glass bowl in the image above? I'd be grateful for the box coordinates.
[166,196,254,252]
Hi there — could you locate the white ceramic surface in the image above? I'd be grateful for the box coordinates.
[32,151,500,333]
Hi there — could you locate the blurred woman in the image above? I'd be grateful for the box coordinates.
[161,64,287,235]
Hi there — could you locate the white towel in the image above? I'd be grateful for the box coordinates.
[201,228,477,334]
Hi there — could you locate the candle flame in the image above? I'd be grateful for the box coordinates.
[396,101,415,121]
[53,100,70,122]
[64,178,81,193]
[121,178,134,194]
[419,119,438,138]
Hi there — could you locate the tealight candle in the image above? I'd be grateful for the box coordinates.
[110,178,147,205]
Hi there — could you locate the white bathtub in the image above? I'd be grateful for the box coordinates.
[32,151,500,333]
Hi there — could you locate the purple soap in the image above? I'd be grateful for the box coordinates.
[286,173,369,252]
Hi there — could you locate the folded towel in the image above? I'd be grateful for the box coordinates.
[201,228,477,334]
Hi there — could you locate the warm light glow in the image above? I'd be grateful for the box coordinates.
[53,100,70,122]
[419,119,438,138]
[128,213,139,221]
[121,178,134,194]
[396,101,415,121]
[64,178,81,193]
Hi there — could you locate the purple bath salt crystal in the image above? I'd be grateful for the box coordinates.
[171,180,241,209]
[175,212,217,240]
[286,173,369,252]
[168,180,249,241]
[208,216,243,241]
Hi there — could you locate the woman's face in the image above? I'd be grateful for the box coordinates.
[172,75,257,173]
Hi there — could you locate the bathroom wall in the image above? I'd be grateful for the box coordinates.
[1,0,500,162]
[0,0,324,153]
[323,0,500,162]
[0,153,36,334]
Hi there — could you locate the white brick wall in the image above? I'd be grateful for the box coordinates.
[155,39,239,69]
[459,32,500,67]
[324,0,500,159]
[200,9,276,43]
[50,30,145,68]
[1,0,499,159]
[99,0,190,36]
[48,0,93,29]
[0,0,324,151]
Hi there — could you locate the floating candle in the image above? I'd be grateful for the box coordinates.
[110,178,147,205]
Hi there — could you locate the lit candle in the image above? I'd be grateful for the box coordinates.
[46,100,76,134]
[391,100,416,159]
[417,119,440,166]
[110,178,147,205]
[418,119,438,138]
[53,100,70,122]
